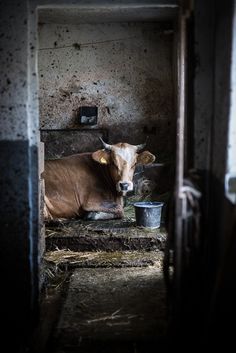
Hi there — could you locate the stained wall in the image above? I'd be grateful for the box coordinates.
[38,21,175,162]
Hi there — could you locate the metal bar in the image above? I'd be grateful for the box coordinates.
[40,127,109,141]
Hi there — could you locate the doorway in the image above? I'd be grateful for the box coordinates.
[35,4,178,352]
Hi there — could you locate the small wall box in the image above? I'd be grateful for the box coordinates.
[78,106,98,125]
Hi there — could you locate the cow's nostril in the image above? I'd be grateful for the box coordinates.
[120,182,129,191]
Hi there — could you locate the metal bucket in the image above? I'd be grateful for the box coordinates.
[133,201,164,229]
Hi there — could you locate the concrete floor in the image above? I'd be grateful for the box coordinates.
[30,207,170,353]
[31,249,169,353]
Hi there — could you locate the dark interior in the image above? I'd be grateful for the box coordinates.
[1,1,236,352]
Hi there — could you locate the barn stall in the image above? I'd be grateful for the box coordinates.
[36,4,177,352]
[38,9,176,244]
[2,0,236,351]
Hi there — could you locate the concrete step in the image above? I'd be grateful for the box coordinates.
[45,219,167,252]
[44,249,164,270]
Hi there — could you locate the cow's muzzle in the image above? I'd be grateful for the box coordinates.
[117,181,133,195]
[119,182,129,191]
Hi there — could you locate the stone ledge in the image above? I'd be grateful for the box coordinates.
[45,219,167,252]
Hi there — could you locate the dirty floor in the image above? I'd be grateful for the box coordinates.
[30,248,169,353]
[31,201,170,353]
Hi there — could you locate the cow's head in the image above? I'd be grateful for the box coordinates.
[92,138,156,196]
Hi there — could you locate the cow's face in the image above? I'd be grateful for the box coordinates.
[92,140,156,196]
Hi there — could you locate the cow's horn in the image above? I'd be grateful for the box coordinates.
[136,142,146,151]
[99,137,112,151]
[136,137,148,151]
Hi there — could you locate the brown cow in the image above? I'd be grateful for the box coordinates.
[43,138,155,221]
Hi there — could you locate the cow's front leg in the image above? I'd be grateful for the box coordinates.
[84,211,120,220]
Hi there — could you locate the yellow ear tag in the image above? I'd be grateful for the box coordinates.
[100,157,107,164]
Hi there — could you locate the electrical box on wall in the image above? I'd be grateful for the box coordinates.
[78,106,98,125]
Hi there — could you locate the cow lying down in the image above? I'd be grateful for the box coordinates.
[43,138,155,221]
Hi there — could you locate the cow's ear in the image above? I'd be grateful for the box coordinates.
[137,151,156,165]
[92,150,111,165]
